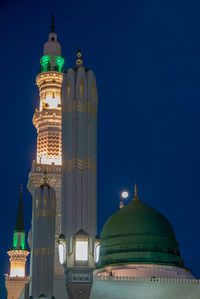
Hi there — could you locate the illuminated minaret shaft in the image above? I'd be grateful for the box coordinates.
[5,186,29,299]
[28,16,64,280]
[34,18,64,166]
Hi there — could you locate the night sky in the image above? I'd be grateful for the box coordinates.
[1,0,200,297]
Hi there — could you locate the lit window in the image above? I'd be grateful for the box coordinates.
[58,244,65,264]
[94,243,100,263]
[58,235,66,265]
[75,241,88,261]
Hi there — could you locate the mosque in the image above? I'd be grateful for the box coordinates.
[4,18,200,299]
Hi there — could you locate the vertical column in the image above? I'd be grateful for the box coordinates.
[61,53,98,298]
[29,178,56,299]
[62,65,98,240]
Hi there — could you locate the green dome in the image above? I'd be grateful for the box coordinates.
[98,194,184,269]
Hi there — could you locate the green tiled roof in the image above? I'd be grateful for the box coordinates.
[98,197,184,268]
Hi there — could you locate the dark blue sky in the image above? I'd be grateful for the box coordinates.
[1,0,200,297]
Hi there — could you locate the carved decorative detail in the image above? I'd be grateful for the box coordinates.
[63,158,96,172]
[63,100,97,115]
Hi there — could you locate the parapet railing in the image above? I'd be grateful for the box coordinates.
[93,275,200,284]
[31,161,61,173]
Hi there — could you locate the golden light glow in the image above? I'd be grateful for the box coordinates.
[10,265,25,277]
[34,71,62,166]
[40,96,61,112]
[37,155,61,165]
[8,250,29,278]
[35,126,61,166]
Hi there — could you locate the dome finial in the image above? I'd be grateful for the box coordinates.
[133,183,139,200]
[135,183,137,196]
[20,184,23,192]
[51,14,55,33]
[76,47,83,66]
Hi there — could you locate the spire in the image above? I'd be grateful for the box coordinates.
[133,183,139,201]
[15,185,25,231]
[51,14,55,33]
[76,47,83,66]
[135,184,137,196]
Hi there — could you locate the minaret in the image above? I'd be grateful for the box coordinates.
[59,49,98,299]
[27,15,64,280]
[5,186,29,299]
[29,175,56,299]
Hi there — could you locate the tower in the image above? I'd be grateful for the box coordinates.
[59,49,98,299]
[29,176,56,299]
[5,186,29,299]
[62,48,98,241]
[27,15,64,280]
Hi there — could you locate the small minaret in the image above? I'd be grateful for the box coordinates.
[29,174,56,299]
[5,185,29,299]
[60,48,98,299]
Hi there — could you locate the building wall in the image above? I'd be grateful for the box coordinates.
[53,277,200,299]
[95,264,194,279]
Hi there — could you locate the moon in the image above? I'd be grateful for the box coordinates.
[121,191,129,199]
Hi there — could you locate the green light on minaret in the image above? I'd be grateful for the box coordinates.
[13,232,18,248]
[13,231,25,250]
[40,55,64,73]
[56,56,65,72]
[40,55,51,72]
[20,232,25,249]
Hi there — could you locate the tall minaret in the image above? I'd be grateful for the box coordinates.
[27,15,64,279]
[59,49,98,299]
[5,186,29,299]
